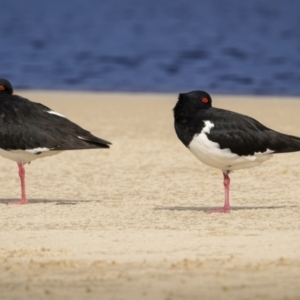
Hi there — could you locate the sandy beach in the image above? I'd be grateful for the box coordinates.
[0,91,300,300]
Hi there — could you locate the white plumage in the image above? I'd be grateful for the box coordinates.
[188,121,274,172]
[0,148,61,164]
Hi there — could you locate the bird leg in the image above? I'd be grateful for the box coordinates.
[8,163,28,205]
[206,172,231,213]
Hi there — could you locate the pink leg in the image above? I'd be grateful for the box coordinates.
[206,172,231,213]
[8,163,28,205]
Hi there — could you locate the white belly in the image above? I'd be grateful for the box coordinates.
[0,148,61,164]
[188,121,273,172]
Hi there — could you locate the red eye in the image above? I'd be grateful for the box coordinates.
[202,98,209,103]
[0,85,5,91]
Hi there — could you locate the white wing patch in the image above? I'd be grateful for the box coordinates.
[255,149,274,155]
[77,136,88,140]
[26,147,52,154]
[202,120,215,134]
[45,110,66,118]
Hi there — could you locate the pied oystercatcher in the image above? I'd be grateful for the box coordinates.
[173,90,300,213]
[0,78,111,205]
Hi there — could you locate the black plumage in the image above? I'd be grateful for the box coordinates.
[174,91,300,156]
[173,90,300,213]
[0,78,111,205]
[0,79,110,151]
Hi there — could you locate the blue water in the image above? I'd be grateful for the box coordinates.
[0,0,300,95]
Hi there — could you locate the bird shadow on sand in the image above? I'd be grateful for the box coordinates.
[0,199,96,205]
[154,205,297,212]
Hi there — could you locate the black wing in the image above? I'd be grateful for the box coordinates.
[0,95,111,151]
[203,108,300,156]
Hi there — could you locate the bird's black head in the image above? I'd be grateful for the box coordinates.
[0,78,13,95]
[173,90,212,118]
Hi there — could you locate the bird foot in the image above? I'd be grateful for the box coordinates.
[8,199,28,205]
[206,207,230,213]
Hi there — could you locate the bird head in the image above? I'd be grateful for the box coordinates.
[0,78,14,95]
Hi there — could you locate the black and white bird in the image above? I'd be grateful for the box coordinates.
[173,90,300,213]
[0,78,111,205]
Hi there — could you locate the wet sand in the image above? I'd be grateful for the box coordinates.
[0,92,300,300]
